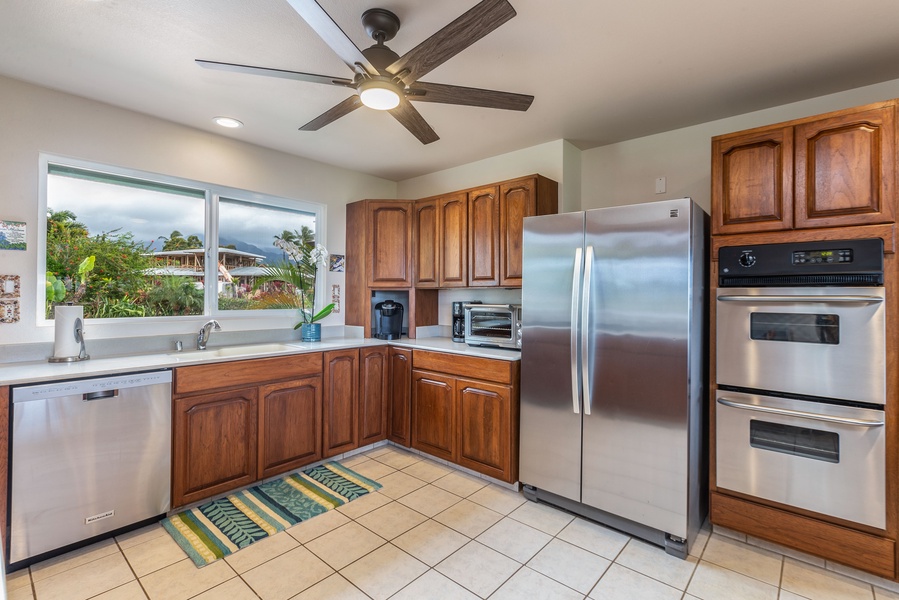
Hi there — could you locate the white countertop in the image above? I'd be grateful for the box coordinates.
[0,336,519,386]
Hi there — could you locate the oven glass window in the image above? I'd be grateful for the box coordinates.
[469,311,511,338]
[750,313,839,344]
[749,420,839,463]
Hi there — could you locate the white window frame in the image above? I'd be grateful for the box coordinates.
[38,153,327,335]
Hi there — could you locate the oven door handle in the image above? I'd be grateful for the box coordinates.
[717,295,883,304]
[717,397,884,427]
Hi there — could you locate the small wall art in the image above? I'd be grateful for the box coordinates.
[0,220,26,251]
[329,254,345,272]
[0,300,19,323]
[0,275,21,298]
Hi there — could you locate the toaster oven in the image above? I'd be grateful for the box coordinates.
[464,303,522,350]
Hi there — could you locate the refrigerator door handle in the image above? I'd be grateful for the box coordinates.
[570,246,583,414]
[581,245,594,415]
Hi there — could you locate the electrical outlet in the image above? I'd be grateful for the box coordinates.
[655,177,667,194]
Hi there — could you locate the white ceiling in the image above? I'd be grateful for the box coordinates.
[3,0,899,181]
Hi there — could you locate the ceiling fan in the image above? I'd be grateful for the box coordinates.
[196,0,533,144]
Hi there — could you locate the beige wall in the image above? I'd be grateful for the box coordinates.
[0,76,396,347]
[581,77,899,215]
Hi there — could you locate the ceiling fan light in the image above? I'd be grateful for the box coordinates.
[359,80,401,110]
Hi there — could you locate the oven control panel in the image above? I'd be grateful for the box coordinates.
[792,248,853,265]
[718,238,884,286]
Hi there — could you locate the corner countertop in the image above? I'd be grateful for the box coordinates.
[0,336,520,386]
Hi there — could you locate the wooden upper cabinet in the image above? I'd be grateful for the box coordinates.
[469,186,501,287]
[368,201,413,287]
[712,126,794,235]
[500,175,558,286]
[439,192,469,288]
[410,174,557,290]
[712,100,897,235]
[322,348,359,457]
[794,104,895,229]
[414,199,439,288]
[258,376,322,480]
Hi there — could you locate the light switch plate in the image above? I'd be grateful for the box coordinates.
[0,274,20,298]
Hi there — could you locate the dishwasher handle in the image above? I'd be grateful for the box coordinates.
[83,390,118,401]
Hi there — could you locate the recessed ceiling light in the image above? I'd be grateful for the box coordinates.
[213,116,243,128]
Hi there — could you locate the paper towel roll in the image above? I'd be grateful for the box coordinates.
[53,304,83,359]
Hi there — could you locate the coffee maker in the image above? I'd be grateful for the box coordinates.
[452,301,465,342]
[374,300,404,340]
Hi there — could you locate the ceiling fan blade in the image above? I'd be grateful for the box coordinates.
[299,95,362,131]
[407,81,533,111]
[285,0,378,77]
[196,59,353,88]
[387,0,516,85]
[389,101,439,144]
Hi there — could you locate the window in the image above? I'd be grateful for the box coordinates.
[42,156,325,321]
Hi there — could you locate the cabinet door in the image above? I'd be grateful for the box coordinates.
[438,193,468,288]
[358,346,389,446]
[414,199,439,288]
[173,388,258,507]
[794,104,896,229]
[368,201,412,287]
[388,346,413,446]
[258,376,322,480]
[711,126,794,235]
[499,177,538,286]
[457,378,513,482]
[411,370,456,461]
[323,348,359,457]
[468,186,500,286]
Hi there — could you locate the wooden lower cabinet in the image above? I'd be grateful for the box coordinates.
[173,387,258,507]
[258,376,322,480]
[457,378,515,482]
[358,346,389,446]
[172,353,323,507]
[388,346,412,446]
[410,350,520,483]
[411,370,457,462]
[323,348,359,457]
[323,346,391,457]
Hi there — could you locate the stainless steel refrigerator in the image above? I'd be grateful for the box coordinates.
[520,197,707,558]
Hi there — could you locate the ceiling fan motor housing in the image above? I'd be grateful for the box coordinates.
[361,8,400,44]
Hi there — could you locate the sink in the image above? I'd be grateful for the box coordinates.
[168,343,305,361]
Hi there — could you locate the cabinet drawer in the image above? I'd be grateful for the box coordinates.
[174,352,323,395]
[413,350,514,384]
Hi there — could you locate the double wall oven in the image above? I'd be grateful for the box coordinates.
[716,238,886,529]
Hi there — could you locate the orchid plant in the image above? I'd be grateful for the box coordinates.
[255,234,335,328]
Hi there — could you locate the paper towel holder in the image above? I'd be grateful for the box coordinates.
[48,316,91,363]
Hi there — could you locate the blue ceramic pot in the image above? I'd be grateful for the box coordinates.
[300,322,321,342]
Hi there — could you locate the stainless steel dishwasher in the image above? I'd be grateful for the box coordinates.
[9,369,172,565]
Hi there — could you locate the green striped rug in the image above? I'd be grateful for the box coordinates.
[162,461,381,567]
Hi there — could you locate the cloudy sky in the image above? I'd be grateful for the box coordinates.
[48,175,316,254]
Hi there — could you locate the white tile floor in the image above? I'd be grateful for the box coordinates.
[6,444,899,600]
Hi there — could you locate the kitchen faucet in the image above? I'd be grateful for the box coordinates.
[197,320,221,350]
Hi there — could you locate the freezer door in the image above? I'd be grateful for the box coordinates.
[580,198,697,538]
[519,211,585,502]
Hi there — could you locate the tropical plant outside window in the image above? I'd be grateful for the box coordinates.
[44,160,324,320]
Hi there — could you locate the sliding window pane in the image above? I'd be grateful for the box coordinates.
[46,165,205,318]
[217,198,318,313]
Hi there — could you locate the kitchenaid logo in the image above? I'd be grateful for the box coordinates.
[85,510,115,524]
